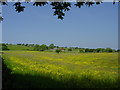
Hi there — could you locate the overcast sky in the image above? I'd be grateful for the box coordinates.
[2,2,118,49]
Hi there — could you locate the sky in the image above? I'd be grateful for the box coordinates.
[1,2,118,49]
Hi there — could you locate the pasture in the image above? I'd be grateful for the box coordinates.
[2,51,119,88]
[6,45,34,51]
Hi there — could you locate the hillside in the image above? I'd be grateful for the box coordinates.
[6,45,34,51]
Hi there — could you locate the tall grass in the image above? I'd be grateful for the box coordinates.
[2,51,118,88]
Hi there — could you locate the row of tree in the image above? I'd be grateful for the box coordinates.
[79,48,117,53]
[1,43,58,51]
[1,43,119,53]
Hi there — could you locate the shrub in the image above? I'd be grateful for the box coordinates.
[68,48,72,51]
[1,44,9,50]
[55,49,61,54]
[33,44,40,51]
[79,49,85,53]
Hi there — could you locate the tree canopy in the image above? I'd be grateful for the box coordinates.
[0,0,119,21]
[0,43,9,50]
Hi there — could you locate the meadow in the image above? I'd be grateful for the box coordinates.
[6,45,34,51]
[2,51,119,88]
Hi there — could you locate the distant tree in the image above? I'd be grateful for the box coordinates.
[95,48,103,53]
[5,43,8,45]
[104,48,113,52]
[100,48,106,52]
[39,44,48,51]
[25,44,28,46]
[55,49,61,54]
[28,44,34,47]
[49,44,55,49]
[88,49,92,52]
[75,47,79,49]
[31,44,35,47]
[17,43,22,45]
[1,43,9,50]
[56,46,59,48]
[117,49,120,52]
[33,44,40,51]
[112,49,116,52]
[79,48,85,53]
[68,48,72,51]
[85,48,89,52]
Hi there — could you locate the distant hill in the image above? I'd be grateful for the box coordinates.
[6,45,34,51]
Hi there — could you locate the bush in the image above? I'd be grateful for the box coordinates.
[79,49,85,53]
[105,48,113,52]
[33,44,40,51]
[1,44,9,50]
[55,49,61,54]
[68,48,72,51]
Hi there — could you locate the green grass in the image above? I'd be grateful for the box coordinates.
[2,51,119,88]
[7,45,34,51]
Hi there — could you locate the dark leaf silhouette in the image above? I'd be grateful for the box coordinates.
[74,2,85,8]
[1,2,8,5]
[51,2,71,20]
[0,16,3,21]
[33,2,48,6]
[85,2,95,7]
[13,2,25,13]
[0,1,118,20]
[96,2,101,5]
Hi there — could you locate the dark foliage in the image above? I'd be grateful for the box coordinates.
[51,2,71,20]
[33,2,48,6]
[0,1,118,20]
[1,2,8,5]
[55,49,61,53]
[49,44,55,49]
[1,44,9,50]
[33,44,48,51]
[0,16,3,21]
[13,2,25,13]
[68,48,72,51]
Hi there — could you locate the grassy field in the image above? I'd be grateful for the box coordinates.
[2,51,119,88]
[6,45,34,51]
